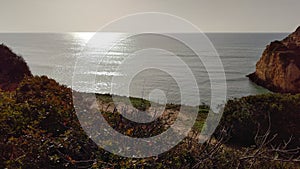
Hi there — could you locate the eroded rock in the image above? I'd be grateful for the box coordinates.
[248,26,300,93]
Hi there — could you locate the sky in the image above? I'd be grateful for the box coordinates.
[0,0,299,33]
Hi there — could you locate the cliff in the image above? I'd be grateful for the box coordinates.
[0,44,32,91]
[248,26,300,93]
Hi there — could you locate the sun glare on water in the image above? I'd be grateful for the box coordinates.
[72,32,126,47]
[72,32,95,43]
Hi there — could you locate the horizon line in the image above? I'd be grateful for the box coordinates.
[0,31,290,34]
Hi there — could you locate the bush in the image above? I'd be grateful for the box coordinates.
[0,76,299,168]
[0,44,32,91]
[0,76,98,168]
[216,93,300,148]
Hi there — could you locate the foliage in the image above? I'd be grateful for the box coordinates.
[0,44,32,91]
[0,76,98,168]
[0,76,299,168]
[216,93,300,148]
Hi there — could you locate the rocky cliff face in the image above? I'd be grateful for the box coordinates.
[0,44,32,91]
[248,26,300,93]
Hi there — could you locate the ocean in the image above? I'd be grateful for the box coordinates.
[0,33,288,105]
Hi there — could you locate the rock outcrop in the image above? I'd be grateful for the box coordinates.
[248,26,300,93]
[0,44,32,91]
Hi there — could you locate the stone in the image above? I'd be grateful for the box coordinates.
[247,26,300,93]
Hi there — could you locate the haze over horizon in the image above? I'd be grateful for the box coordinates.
[0,0,299,33]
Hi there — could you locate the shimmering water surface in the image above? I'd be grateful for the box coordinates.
[0,33,288,105]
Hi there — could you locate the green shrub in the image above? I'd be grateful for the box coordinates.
[0,76,99,168]
[216,93,300,148]
[0,44,32,91]
[1,76,299,168]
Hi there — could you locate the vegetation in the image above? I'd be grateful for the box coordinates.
[216,93,300,149]
[0,75,298,168]
[0,76,97,168]
[0,44,32,91]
